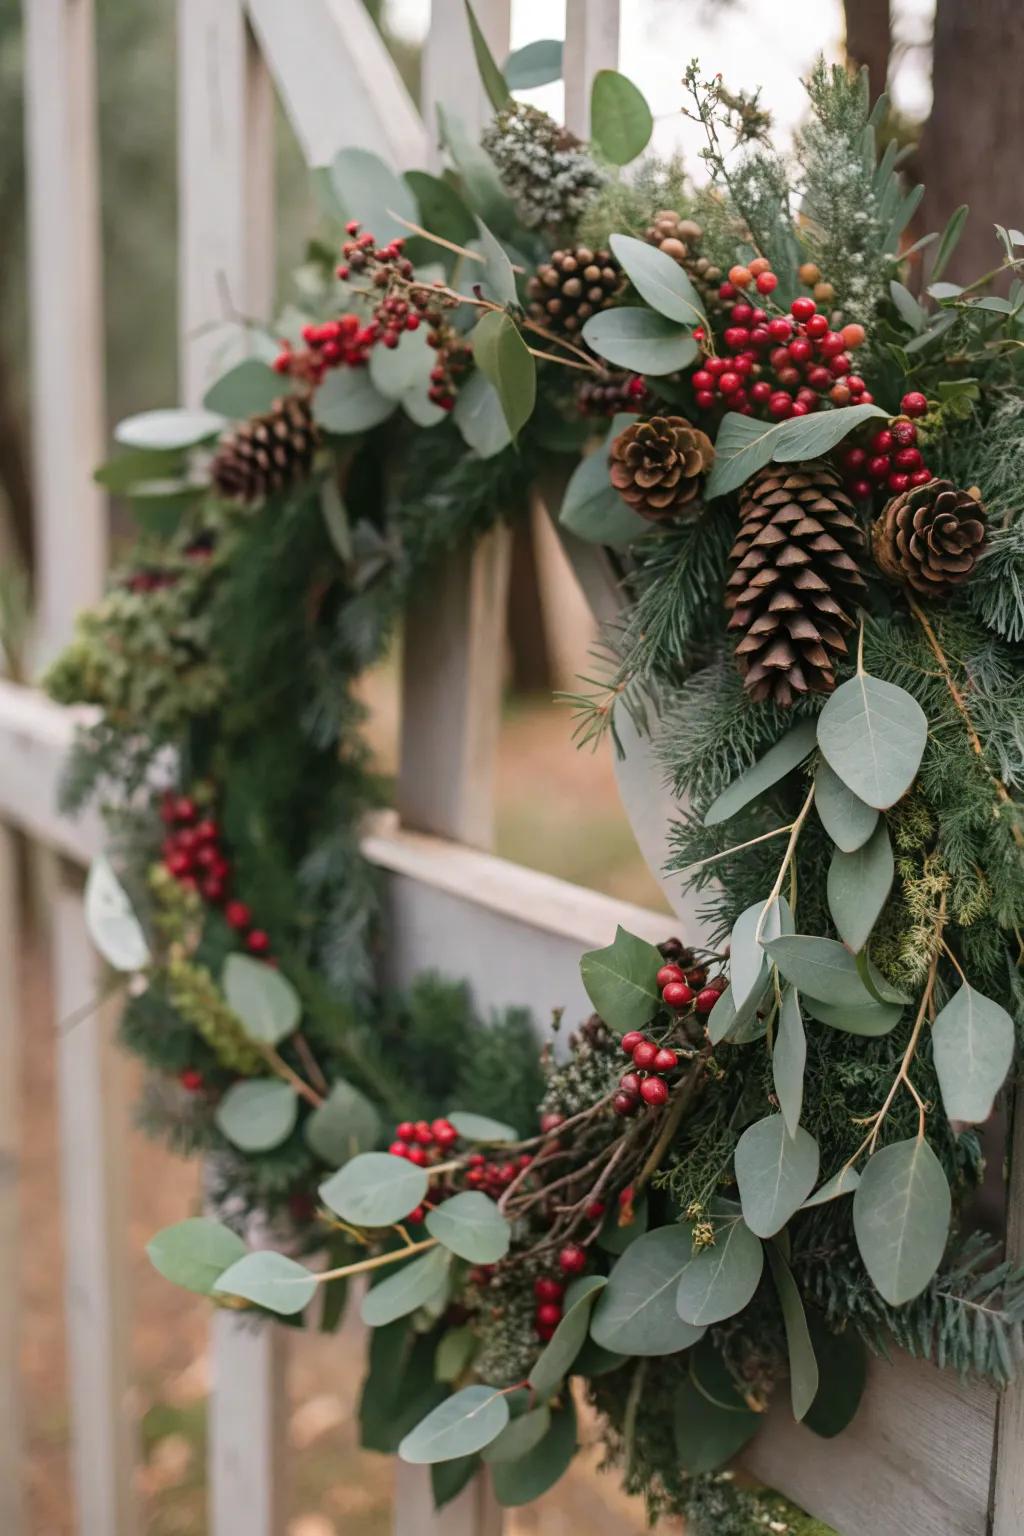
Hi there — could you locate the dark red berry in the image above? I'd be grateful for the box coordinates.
[791,297,816,321]
[619,1071,643,1095]
[558,1243,587,1276]
[534,1276,564,1303]
[613,1090,640,1117]
[179,1068,203,1092]
[406,1146,428,1167]
[641,1076,670,1107]
[901,391,928,418]
[620,1030,645,1055]
[585,1200,606,1221]
[657,964,685,988]
[632,1040,658,1069]
[388,1140,409,1157]
[536,1302,563,1329]
[653,1047,678,1072]
[166,850,192,878]
[870,429,894,455]
[396,1120,415,1140]
[224,899,251,930]
[695,987,721,1014]
[661,981,695,1009]
[889,419,917,448]
[407,1206,426,1225]
[246,929,270,955]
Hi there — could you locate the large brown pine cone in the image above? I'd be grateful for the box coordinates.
[609,416,714,521]
[726,461,867,707]
[871,478,986,598]
[210,394,319,503]
[526,247,623,335]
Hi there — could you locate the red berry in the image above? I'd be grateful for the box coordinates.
[750,380,772,403]
[787,338,813,364]
[893,446,923,471]
[887,472,911,494]
[731,303,754,325]
[805,313,829,339]
[173,796,197,824]
[789,400,809,416]
[724,327,750,352]
[585,1200,606,1222]
[657,964,685,988]
[653,1047,679,1072]
[179,1068,203,1092]
[662,981,695,1009]
[536,1319,557,1341]
[166,850,192,878]
[558,1243,587,1275]
[534,1276,564,1303]
[540,1111,566,1134]
[705,355,727,376]
[748,326,771,349]
[889,419,917,448]
[870,429,894,455]
[909,468,933,486]
[536,1302,563,1329]
[829,353,851,377]
[224,899,251,930]
[246,929,270,955]
[849,479,873,500]
[718,281,738,300]
[754,270,777,294]
[407,1206,426,1225]
[621,1030,645,1055]
[389,1141,409,1157]
[846,375,866,396]
[818,330,846,358]
[200,876,227,904]
[776,367,801,388]
[791,297,816,321]
[641,1076,670,1107]
[194,818,218,843]
[867,455,891,481]
[619,1071,642,1095]
[695,987,721,1014]
[691,369,714,391]
[613,1090,640,1117]
[632,1040,659,1068]
[901,391,928,418]
[406,1146,428,1167]
[719,371,741,396]
[433,1119,458,1147]
[415,1120,435,1146]
[768,393,793,420]
[396,1121,414,1140]
[767,317,792,341]
[807,365,831,390]
[694,390,716,410]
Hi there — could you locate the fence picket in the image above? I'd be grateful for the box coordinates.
[563,0,621,138]
[0,825,24,1536]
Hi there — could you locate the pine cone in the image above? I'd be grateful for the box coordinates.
[526,247,622,335]
[726,461,867,706]
[643,211,724,317]
[872,478,986,598]
[609,416,714,521]
[210,394,319,503]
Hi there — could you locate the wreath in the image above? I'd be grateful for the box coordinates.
[48,36,1024,1535]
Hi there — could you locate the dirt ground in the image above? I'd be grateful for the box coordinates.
[16,684,673,1534]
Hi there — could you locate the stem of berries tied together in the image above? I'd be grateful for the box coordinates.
[613,955,727,1118]
[840,394,933,502]
[159,792,273,960]
[691,257,871,422]
[271,223,470,411]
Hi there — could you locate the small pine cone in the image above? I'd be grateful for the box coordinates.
[210,394,319,503]
[726,461,867,707]
[577,372,648,417]
[526,247,622,335]
[643,210,724,315]
[871,478,986,599]
[609,415,714,522]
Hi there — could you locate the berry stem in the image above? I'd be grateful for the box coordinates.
[679,820,795,876]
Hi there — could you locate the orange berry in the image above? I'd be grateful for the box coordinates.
[841,322,866,349]
[728,264,752,289]
[748,256,771,277]
[814,281,836,303]
[798,261,821,285]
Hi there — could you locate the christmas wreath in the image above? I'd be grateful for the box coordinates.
[49,31,1024,1535]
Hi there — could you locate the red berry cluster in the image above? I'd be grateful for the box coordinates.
[693,273,871,422]
[614,1025,679,1116]
[840,407,932,502]
[533,1274,565,1340]
[160,793,272,958]
[387,1118,533,1217]
[577,372,649,417]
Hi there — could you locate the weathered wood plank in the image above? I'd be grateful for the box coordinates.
[0,824,24,1536]
[23,0,107,662]
[0,682,100,864]
[50,866,137,1536]
[208,1314,288,1536]
[988,1076,1024,1535]
[563,0,621,138]
[245,0,427,169]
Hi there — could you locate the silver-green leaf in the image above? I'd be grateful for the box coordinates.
[802,993,903,1037]
[360,1246,452,1327]
[826,819,894,952]
[814,758,878,852]
[800,1165,861,1209]
[609,234,706,328]
[763,935,903,1010]
[580,924,663,1032]
[222,953,301,1047]
[304,1079,381,1167]
[589,71,653,165]
[426,1192,511,1264]
[84,855,151,972]
[735,1115,819,1238]
[817,673,927,810]
[705,404,887,499]
[675,1208,764,1326]
[399,1385,510,1464]
[773,987,806,1137]
[470,310,535,438]
[590,1227,707,1356]
[446,1111,518,1143]
[319,1151,429,1227]
[529,1275,606,1398]
[213,1251,318,1316]
[704,722,818,826]
[853,1137,951,1304]
[215,1078,298,1152]
[146,1217,247,1296]
[766,1242,819,1420]
[729,895,791,1014]
[580,307,697,376]
[932,984,1014,1126]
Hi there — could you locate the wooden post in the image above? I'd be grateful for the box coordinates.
[208,1314,289,1536]
[23,0,107,665]
[563,0,621,138]
[988,1081,1024,1535]
[0,824,23,1536]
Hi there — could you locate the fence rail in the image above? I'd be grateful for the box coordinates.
[7,3,1022,1534]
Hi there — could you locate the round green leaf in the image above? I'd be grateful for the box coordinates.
[581,308,697,376]
[827,819,894,952]
[425,1192,511,1264]
[319,1151,429,1227]
[766,1242,819,1420]
[609,233,705,327]
[559,439,649,547]
[490,1401,577,1506]
[213,1250,318,1316]
[803,1313,868,1438]
[222,953,301,1046]
[673,1376,759,1472]
[773,986,806,1137]
[817,673,928,810]
[763,935,890,1009]
[853,1137,952,1304]
[800,1165,861,1209]
[114,407,225,451]
[591,1227,707,1356]
[435,1324,478,1385]
[203,360,284,418]
[735,1115,819,1238]
[399,1384,510,1465]
[84,855,150,972]
[529,1275,606,1398]
[452,370,512,458]
[215,1078,298,1152]
[446,1111,518,1143]
[314,367,394,435]
[503,38,562,89]
[482,1404,551,1464]
[369,323,438,403]
[470,311,535,439]
[360,1246,452,1327]
[590,70,653,165]
[676,1211,764,1326]
[802,993,903,1037]
[705,403,888,500]
[580,924,663,1033]
[814,758,879,852]
[146,1217,247,1296]
[328,146,419,245]
[932,984,1015,1126]
[305,1079,381,1167]
[704,722,818,826]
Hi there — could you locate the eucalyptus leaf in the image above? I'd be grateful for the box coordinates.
[319,1151,429,1227]
[705,403,887,500]
[490,1401,577,1506]
[471,217,519,307]
[609,234,706,328]
[802,993,903,1037]
[817,673,927,809]
[437,106,517,237]
[559,433,649,546]
[360,1246,452,1327]
[435,1324,477,1384]
[314,366,394,435]
[305,1079,381,1166]
[853,1137,951,1304]
[203,360,284,418]
[470,310,535,438]
[729,895,791,1014]
[529,1275,605,1397]
[222,953,301,1046]
[590,1227,707,1356]
[826,820,894,952]
[399,1384,510,1464]
[463,1,511,110]
[115,407,225,451]
[704,722,817,826]
[889,280,926,333]
[932,984,1014,1126]
[766,1242,819,1420]
[431,1455,480,1510]
[426,1192,511,1264]
[215,1078,298,1153]
[803,1313,868,1438]
[673,1376,759,1472]
[814,758,878,852]
[452,369,512,458]
[503,39,563,89]
[710,980,771,1047]
[214,1251,318,1316]
[800,1165,861,1209]
[84,855,150,971]
[580,924,663,1032]
[146,1217,247,1296]
[930,204,968,283]
[481,1405,551,1464]
[404,170,477,247]
[581,307,697,376]
[328,145,419,245]
[735,1115,819,1238]
[590,70,653,165]
[773,986,806,1137]
[763,935,895,1009]
[675,1209,764,1326]
[447,1111,518,1143]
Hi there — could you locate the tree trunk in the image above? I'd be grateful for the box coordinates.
[843,0,891,99]
[919,0,1024,284]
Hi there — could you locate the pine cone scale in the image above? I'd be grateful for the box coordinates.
[609,416,714,522]
[211,394,319,504]
[872,477,986,598]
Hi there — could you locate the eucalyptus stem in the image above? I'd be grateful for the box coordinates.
[316,1236,438,1285]
[755,780,816,943]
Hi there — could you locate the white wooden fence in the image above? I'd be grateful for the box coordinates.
[3,3,1021,1534]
